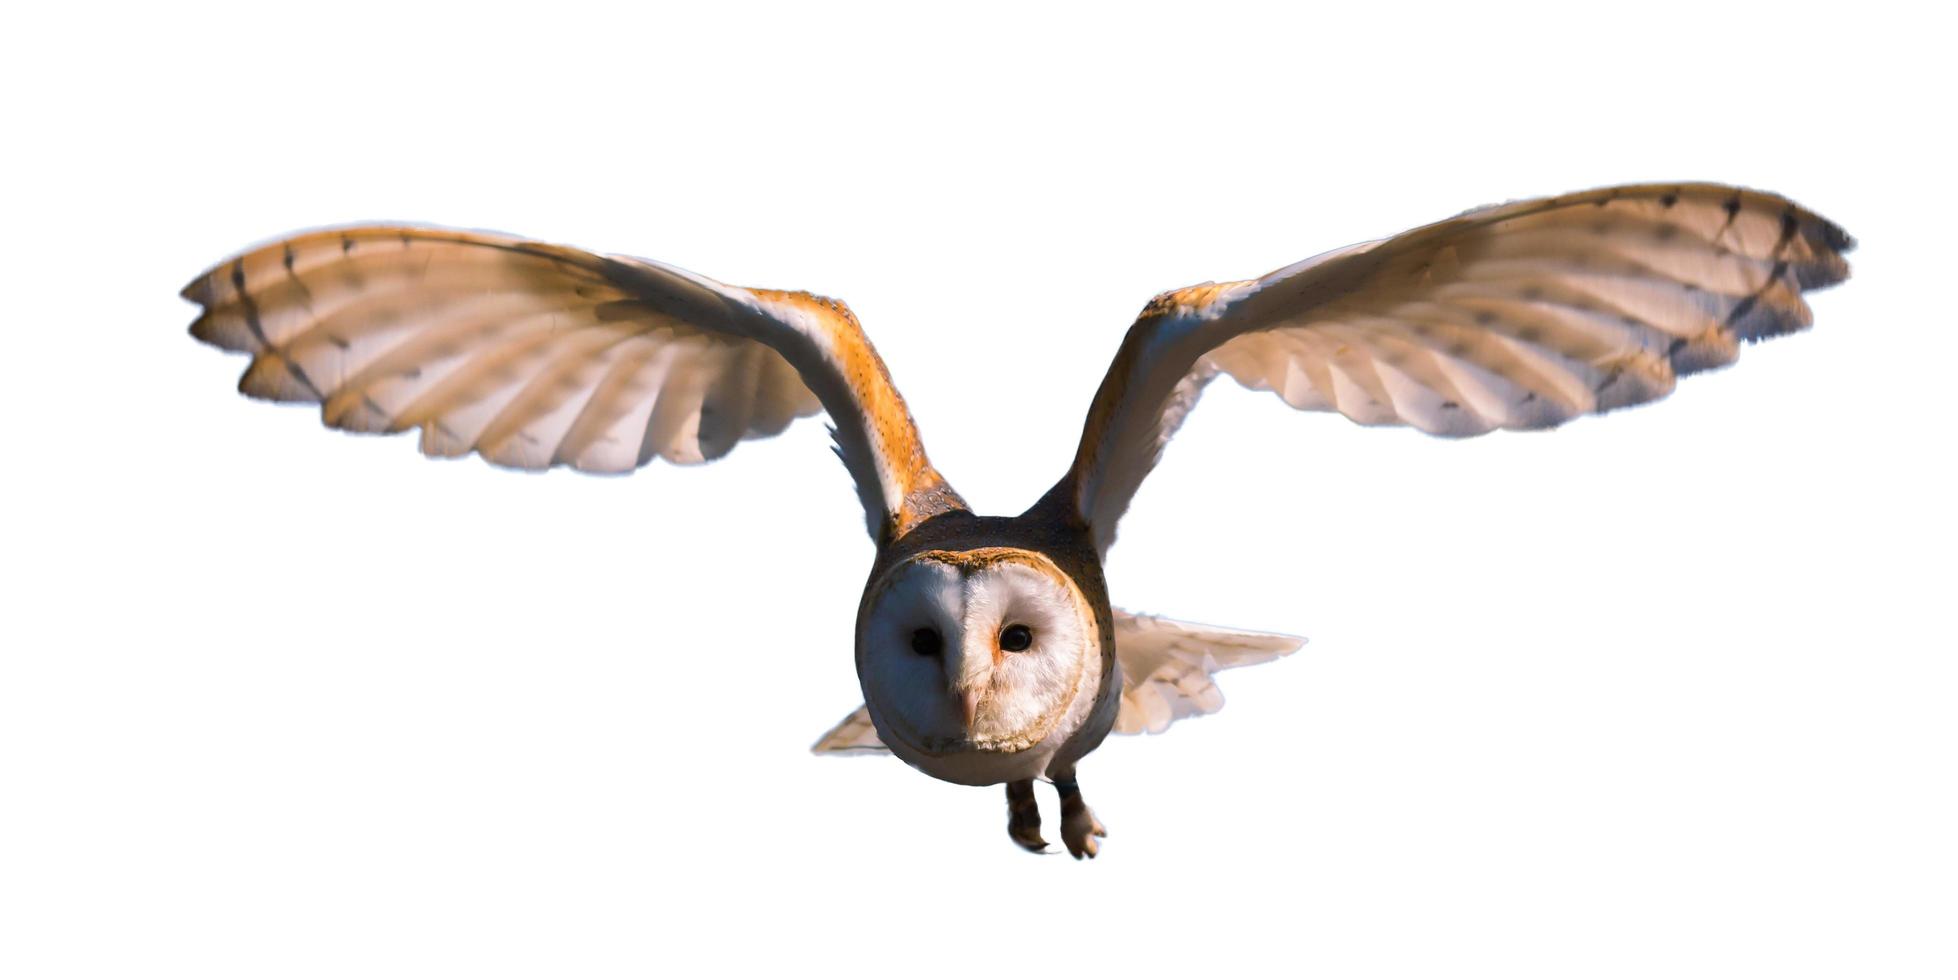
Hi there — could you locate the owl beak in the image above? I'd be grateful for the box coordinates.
[950,636,991,733]
[960,686,981,730]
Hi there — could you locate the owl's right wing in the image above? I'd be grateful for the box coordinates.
[1050,183,1855,556]
[183,225,964,543]
[810,704,889,756]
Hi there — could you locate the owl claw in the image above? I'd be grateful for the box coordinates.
[1008,773,1105,858]
[1005,779,1047,853]
[1061,807,1105,859]
[1054,770,1106,860]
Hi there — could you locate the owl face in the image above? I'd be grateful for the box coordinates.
[859,548,1094,757]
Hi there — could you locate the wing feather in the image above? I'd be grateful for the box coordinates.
[1111,611,1305,736]
[810,705,891,756]
[183,225,963,541]
[1052,183,1854,555]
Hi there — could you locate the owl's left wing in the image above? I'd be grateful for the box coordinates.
[1111,611,1304,736]
[1050,183,1855,556]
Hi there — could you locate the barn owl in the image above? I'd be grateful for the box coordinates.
[181,182,1853,858]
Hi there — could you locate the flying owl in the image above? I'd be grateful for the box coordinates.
[180,182,1853,858]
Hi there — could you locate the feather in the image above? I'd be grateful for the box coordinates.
[810,705,890,756]
[1060,183,1855,555]
[1111,610,1305,736]
[183,225,963,542]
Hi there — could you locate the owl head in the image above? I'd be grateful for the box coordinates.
[858,548,1095,762]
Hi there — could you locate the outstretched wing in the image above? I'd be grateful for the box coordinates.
[1055,183,1855,555]
[183,225,963,542]
[1111,611,1304,736]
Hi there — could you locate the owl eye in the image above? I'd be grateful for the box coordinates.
[910,627,943,657]
[999,624,1033,652]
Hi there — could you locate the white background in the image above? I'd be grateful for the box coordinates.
[3,2,1951,977]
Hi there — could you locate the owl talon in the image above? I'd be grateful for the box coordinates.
[1061,808,1104,859]
[1053,769,1105,860]
[1005,779,1048,852]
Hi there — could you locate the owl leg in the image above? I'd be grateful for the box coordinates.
[1051,767,1108,860]
[1005,779,1048,852]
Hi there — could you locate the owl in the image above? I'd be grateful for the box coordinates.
[181,182,1852,858]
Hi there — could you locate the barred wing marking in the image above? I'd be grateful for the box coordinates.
[1061,183,1855,555]
[183,226,963,540]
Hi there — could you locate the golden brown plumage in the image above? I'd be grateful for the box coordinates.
[182,225,960,542]
[1062,183,1853,554]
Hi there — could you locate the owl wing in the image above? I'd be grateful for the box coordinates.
[183,225,963,542]
[1052,183,1855,555]
[810,704,890,756]
[1111,610,1304,736]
